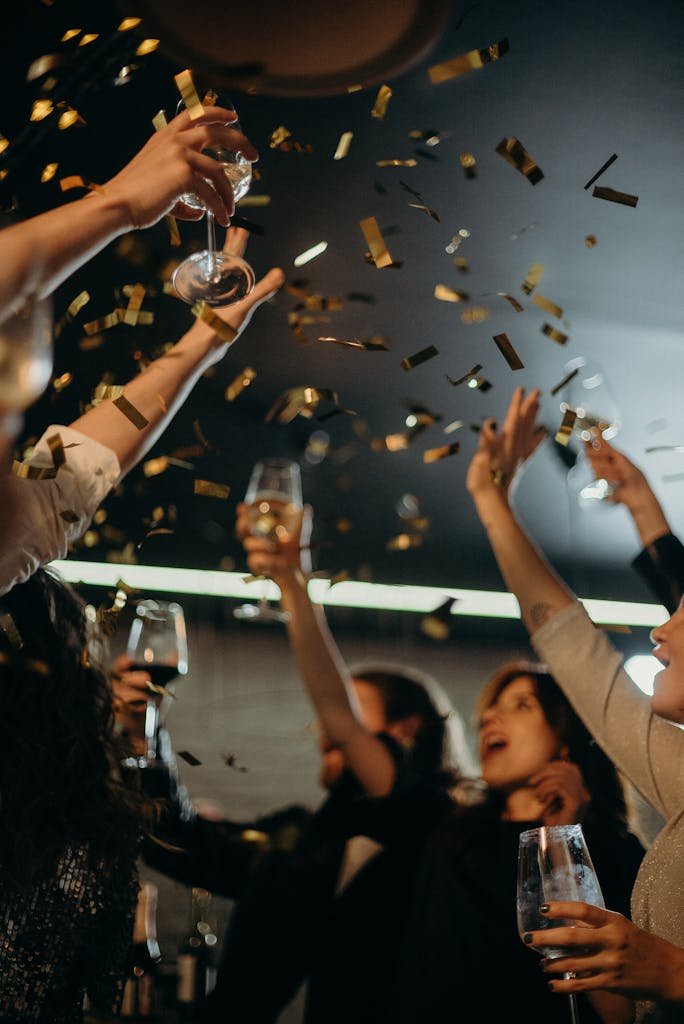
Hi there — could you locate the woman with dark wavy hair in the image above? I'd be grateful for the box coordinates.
[0,568,142,1023]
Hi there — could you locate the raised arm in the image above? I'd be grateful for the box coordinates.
[238,507,400,797]
[0,105,256,317]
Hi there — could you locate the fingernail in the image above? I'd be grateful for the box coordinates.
[539,904,549,914]
[523,933,533,944]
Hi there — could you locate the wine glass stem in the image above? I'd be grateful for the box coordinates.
[206,210,217,281]
[567,989,580,1024]
[145,700,159,761]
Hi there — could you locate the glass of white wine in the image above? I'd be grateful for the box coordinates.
[234,458,303,624]
[517,824,605,1024]
[172,95,255,307]
[559,358,622,509]
[0,292,53,417]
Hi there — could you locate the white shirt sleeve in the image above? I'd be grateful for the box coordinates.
[0,425,120,595]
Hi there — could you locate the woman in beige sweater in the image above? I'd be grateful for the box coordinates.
[466,387,684,1024]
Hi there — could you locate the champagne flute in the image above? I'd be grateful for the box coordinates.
[172,96,255,307]
[126,600,189,761]
[234,458,303,624]
[517,824,605,1024]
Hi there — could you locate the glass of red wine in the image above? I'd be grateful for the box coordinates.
[126,600,189,761]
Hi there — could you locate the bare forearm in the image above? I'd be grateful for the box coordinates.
[625,491,671,549]
[472,488,575,633]
[69,321,220,476]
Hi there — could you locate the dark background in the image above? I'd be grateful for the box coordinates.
[2,0,684,604]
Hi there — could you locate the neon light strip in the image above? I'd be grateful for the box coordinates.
[50,560,669,627]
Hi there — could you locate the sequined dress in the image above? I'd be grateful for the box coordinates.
[0,841,139,1023]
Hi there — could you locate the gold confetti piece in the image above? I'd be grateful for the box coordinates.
[78,33,99,46]
[52,372,73,392]
[446,363,483,387]
[359,217,393,268]
[334,131,353,160]
[92,384,125,405]
[237,194,271,207]
[435,284,469,303]
[118,16,142,30]
[421,597,458,641]
[460,152,477,178]
[555,408,577,446]
[408,203,440,222]
[177,750,202,766]
[599,623,632,634]
[194,479,232,499]
[423,442,460,463]
[585,234,598,248]
[265,386,343,425]
[455,256,469,273]
[371,84,392,120]
[225,366,256,401]
[162,214,181,247]
[58,108,85,130]
[143,456,169,478]
[202,89,219,106]
[293,241,328,267]
[592,185,638,208]
[496,292,523,313]
[269,125,291,148]
[317,336,389,351]
[59,509,80,524]
[41,162,59,183]
[373,433,410,452]
[59,175,105,195]
[30,98,54,121]
[467,375,492,392]
[122,283,146,326]
[550,367,579,396]
[83,309,122,335]
[460,306,489,325]
[47,433,65,469]
[0,611,24,649]
[429,37,509,83]
[144,528,175,541]
[376,159,417,167]
[521,263,544,295]
[492,333,524,370]
[496,137,544,185]
[136,38,160,56]
[12,461,57,480]
[401,345,439,371]
[113,395,149,430]
[583,153,618,190]
[174,69,204,119]
[145,679,177,699]
[386,533,423,551]
[444,419,463,434]
[152,109,168,132]
[347,84,363,93]
[541,323,568,345]
[61,27,82,41]
[0,134,9,155]
[191,302,238,344]
[533,294,563,318]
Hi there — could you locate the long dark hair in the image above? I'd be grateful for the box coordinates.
[474,660,630,831]
[0,569,142,886]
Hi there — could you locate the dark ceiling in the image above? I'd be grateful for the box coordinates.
[3,0,684,604]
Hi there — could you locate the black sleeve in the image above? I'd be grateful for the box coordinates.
[632,532,684,613]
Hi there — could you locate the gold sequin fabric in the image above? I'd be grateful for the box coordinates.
[0,842,138,1022]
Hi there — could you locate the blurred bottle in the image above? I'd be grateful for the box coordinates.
[176,888,218,1021]
[121,882,162,1020]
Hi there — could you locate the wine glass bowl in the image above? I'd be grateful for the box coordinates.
[560,358,622,509]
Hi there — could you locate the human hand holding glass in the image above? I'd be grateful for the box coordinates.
[125,600,189,761]
[234,458,304,624]
[518,824,605,1024]
[172,96,256,306]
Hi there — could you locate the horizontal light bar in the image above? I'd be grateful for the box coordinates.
[50,559,669,627]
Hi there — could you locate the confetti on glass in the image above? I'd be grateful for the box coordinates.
[191,302,238,344]
[497,292,523,313]
[174,69,204,118]
[460,306,489,324]
[371,84,392,119]
[446,364,482,387]
[592,186,638,208]
[492,333,524,370]
[428,38,509,83]
[113,395,149,430]
[521,263,544,295]
[421,597,457,640]
[293,241,328,267]
[401,345,439,371]
[334,131,353,160]
[583,153,618,190]
[541,323,568,345]
[225,367,256,401]
[533,294,563,318]
[408,203,440,222]
[423,442,460,464]
[359,217,394,268]
[377,158,417,167]
[496,137,544,185]
[435,284,469,303]
[585,234,598,248]
[555,408,577,446]
[194,479,231,499]
[550,367,579,396]
[386,533,423,551]
[460,152,477,178]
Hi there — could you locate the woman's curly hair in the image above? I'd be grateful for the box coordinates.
[0,568,143,887]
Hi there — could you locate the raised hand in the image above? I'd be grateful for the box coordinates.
[529,760,591,826]
[111,653,167,753]
[466,386,545,501]
[236,502,313,584]
[584,437,670,546]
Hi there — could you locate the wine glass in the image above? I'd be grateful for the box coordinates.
[559,358,622,509]
[233,458,303,624]
[126,600,189,761]
[172,96,255,307]
[517,824,605,1024]
[0,292,53,412]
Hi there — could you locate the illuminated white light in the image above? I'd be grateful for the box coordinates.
[624,654,661,696]
[293,241,328,267]
[50,560,669,626]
